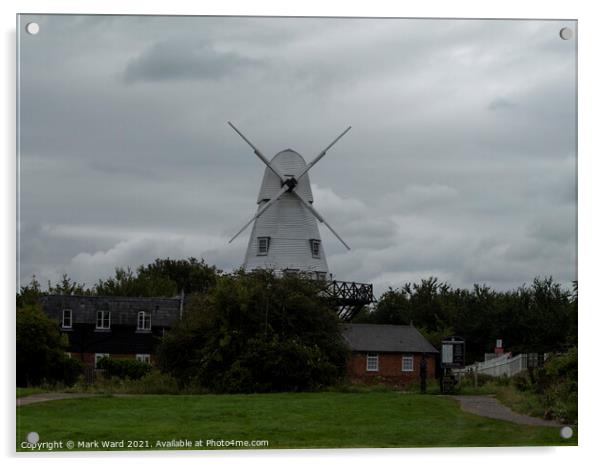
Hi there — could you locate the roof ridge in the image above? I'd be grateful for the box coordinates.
[44,294,181,300]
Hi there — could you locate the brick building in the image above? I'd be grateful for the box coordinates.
[40,295,182,367]
[40,296,438,389]
[341,323,438,387]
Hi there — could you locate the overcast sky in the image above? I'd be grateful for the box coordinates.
[17,15,577,297]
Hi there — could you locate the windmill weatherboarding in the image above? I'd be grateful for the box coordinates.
[227,122,374,320]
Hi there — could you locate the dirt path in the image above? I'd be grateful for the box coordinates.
[450,394,562,427]
[17,392,99,407]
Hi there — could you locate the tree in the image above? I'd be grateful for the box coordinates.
[48,273,89,295]
[95,267,175,297]
[94,257,221,297]
[16,275,43,308]
[138,257,220,294]
[16,304,82,386]
[354,276,575,364]
[157,270,348,392]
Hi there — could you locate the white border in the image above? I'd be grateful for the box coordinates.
[3,1,600,465]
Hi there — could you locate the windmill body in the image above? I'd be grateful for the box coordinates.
[228,122,351,279]
[243,149,329,277]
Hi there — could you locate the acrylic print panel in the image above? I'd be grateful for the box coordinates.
[16,15,577,451]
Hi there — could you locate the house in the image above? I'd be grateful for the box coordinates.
[40,295,439,389]
[341,323,439,387]
[39,295,182,368]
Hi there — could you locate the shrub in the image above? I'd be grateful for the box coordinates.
[55,357,84,386]
[502,348,578,423]
[127,370,189,394]
[157,270,349,393]
[97,357,151,380]
[67,370,205,395]
[17,304,82,386]
[512,372,532,392]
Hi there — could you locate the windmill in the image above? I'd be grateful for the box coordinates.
[227,122,352,279]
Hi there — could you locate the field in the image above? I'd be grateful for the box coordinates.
[16,392,576,450]
[16,387,46,398]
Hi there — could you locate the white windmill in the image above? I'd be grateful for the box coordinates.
[228,122,352,279]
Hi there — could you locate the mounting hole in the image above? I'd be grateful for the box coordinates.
[26,22,40,35]
[559,27,573,40]
[26,431,40,444]
[560,426,573,439]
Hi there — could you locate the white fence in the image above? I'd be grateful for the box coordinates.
[457,353,530,378]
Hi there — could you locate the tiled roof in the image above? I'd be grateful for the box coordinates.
[341,323,439,354]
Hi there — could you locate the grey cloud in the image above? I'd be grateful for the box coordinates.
[488,97,516,111]
[123,40,262,82]
[17,15,577,296]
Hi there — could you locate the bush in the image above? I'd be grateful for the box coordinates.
[212,336,342,393]
[157,270,349,393]
[512,372,532,392]
[97,357,151,380]
[126,370,192,394]
[17,304,82,386]
[68,370,205,395]
[500,348,577,423]
[56,357,84,386]
[537,349,577,423]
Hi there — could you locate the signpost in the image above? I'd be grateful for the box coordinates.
[440,336,465,394]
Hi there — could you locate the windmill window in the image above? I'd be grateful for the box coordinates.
[257,237,270,255]
[310,239,321,258]
[366,352,379,372]
[96,311,111,330]
[62,309,72,329]
[137,311,151,331]
[316,272,327,281]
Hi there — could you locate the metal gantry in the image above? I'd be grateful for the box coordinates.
[320,280,374,321]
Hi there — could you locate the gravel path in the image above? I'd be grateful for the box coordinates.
[17,392,99,407]
[450,395,562,427]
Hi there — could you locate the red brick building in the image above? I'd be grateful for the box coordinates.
[341,324,438,387]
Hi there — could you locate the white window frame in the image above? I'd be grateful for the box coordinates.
[96,310,111,330]
[137,311,151,331]
[257,236,270,255]
[62,309,72,329]
[95,353,110,368]
[366,352,379,372]
[309,239,321,258]
[136,354,151,364]
[402,355,414,372]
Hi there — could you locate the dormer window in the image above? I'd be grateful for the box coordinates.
[309,239,321,258]
[62,309,72,329]
[137,311,151,331]
[257,237,270,256]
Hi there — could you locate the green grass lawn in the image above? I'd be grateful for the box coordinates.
[16,392,576,451]
[16,387,48,398]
